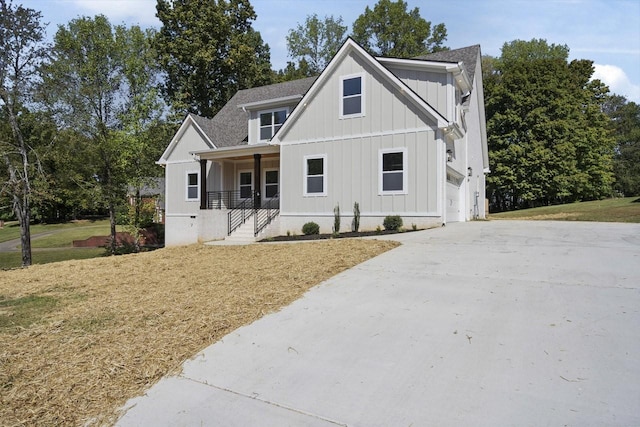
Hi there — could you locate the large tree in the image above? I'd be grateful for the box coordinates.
[155,0,273,118]
[484,39,615,211]
[352,0,447,57]
[604,95,640,196]
[0,0,49,267]
[42,16,166,254]
[286,14,347,75]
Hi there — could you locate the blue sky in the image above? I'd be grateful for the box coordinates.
[20,0,640,102]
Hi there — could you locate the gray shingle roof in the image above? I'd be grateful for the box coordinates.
[415,45,481,84]
[190,77,317,148]
[188,46,481,149]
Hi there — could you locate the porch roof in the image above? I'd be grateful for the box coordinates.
[191,143,279,161]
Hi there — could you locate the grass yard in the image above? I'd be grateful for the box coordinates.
[0,220,124,269]
[0,248,105,269]
[0,219,113,244]
[0,239,399,426]
[489,197,640,223]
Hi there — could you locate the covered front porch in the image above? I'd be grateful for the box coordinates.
[193,143,281,240]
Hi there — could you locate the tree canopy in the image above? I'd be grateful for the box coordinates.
[0,0,50,266]
[605,95,640,196]
[352,0,447,57]
[41,16,166,253]
[484,39,616,211]
[155,0,273,118]
[286,14,347,75]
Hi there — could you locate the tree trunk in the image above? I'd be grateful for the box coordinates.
[15,194,32,267]
[109,201,117,255]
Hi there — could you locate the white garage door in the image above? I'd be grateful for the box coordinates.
[446,181,462,223]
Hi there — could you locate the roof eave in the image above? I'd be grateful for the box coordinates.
[238,94,304,111]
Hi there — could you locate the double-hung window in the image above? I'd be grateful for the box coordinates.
[186,172,199,201]
[259,109,287,141]
[340,74,364,118]
[379,148,408,194]
[304,155,327,196]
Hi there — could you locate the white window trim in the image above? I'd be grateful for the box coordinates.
[185,170,200,202]
[339,73,365,119]
[379,148,408,195]
[258,107,289,142]
[263,168,279,200]
[303,154,327,197]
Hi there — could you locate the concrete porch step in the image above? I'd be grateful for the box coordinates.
[224,219,256,244]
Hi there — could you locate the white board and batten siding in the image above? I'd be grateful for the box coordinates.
[277,51,444,233]
[162,121,214,245]
[388,67,450,123]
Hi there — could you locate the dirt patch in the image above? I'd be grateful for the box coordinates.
[262,228,420,242]
[492,212,580,221]
[0,239,398,426]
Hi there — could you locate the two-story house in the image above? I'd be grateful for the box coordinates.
[158,38,488,245]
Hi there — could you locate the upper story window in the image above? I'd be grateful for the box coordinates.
[340,74,364,118]
[259,109,287,141]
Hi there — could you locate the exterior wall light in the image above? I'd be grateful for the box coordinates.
[446,149,453,162]
[467,167,473,177]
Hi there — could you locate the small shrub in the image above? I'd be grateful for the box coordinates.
[302,221,320,235]
[286,230,291,237]
[375,225,382,234]
[353,202,360,232]
[412,223,417,231]
[333,203,340,235]
[383,215,403,231]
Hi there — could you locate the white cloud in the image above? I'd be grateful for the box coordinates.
[71,0,159,26]
[593,64,640,103]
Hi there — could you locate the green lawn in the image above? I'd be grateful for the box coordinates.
[0,248,105,270]
[0,219,120,269]
[489,197,640,223]
[0,219,113,244]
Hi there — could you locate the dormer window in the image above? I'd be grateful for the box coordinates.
[259,109,287,141]
[340,73,364,118]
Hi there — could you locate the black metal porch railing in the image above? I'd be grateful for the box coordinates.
[227,195,255,236]
[208,190,253,210]
[254,195,280,237]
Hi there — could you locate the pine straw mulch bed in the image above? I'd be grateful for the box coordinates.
[0,239,398,426]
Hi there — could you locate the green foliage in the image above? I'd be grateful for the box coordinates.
[41,16,167,254]
[604,96,640,196]
[155,0,273,118]
[352,0,447,57]
[484,39,616,211]
[353,202,360,232]
[333,203,341,235]
[0,0,50,266]
[286,14,347,74]
[383,215,403,231]
[302,221,320,235]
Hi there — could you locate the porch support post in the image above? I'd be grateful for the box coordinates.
[199,159,207,210]
[254,153,261,209]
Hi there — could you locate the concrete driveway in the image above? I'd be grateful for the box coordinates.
[116,220,640,426]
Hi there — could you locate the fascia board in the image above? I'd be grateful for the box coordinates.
[191,143,279,160]
[238,95,303,111]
